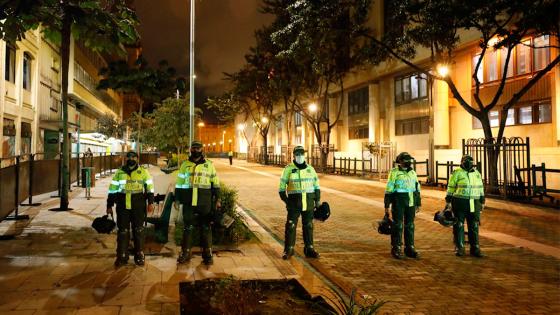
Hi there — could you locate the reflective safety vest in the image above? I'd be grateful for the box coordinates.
[279,163,319,211]
[228,151,233,157]
[385,167,420,207]
[175,159,220,206]
[108,167,154,210]
[447,167,484,212]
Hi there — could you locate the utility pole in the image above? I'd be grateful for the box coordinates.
[189,0,195,145]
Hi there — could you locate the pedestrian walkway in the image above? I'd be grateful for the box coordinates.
[0,166,329,315]
[217,158,560,314]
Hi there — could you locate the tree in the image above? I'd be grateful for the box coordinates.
[365,0,559,192]
[271,0,372,170]
[226,32,281,165]
[144,98,201,155]
[96,113,126,139]
[0,0,139,210]
[97,57,178,154]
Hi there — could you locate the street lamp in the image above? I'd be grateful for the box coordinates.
[308,103,318,113]
[220,141,223,152]
[261,117,268,124]
[197,121,204,142]
[228,139,232,151]
[437,64,449,77]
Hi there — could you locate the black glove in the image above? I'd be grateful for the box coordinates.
[279,192,288,205]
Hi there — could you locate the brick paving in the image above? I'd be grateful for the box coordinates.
[217,158,560,314]
[0,165,311,315]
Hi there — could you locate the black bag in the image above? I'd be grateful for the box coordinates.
[92,214,116,234]
[313,202,331,221]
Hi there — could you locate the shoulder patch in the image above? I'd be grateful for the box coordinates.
[291,168,298,173]
[137,170,142,174]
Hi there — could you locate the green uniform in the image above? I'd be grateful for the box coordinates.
[278,161,320,257]
[107,165,154,263]
[446,167,485,256]
[384,167,421,254]
[175,157,220,262]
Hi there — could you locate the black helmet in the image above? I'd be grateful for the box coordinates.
[377,214,392,235]
[92,215,116,234]
[434,207,455,227]
[396,152,413,163]
[314,202,330,221]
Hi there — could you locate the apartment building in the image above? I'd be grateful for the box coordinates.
[235,1,560,180]
[1,28,125,162]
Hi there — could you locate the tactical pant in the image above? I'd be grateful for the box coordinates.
[390,194,416,250]
[284,192,317,254]
[452,198,481,252]
[116,200,146,260]
[228,156,233,165]
[178,189,214,261]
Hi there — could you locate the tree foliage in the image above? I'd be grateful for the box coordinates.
[144,98,201,154]
[96,113,126,139]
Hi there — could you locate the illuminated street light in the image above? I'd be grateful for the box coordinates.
[198,122,204,127]
[237,123,245,131]
[308,103,318,113]
[437,64,450,77]
[261,117,269,124]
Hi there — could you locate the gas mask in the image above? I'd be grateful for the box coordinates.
[295,155,305,164]
[401,159,412,169]
[190,150,202,159]
[462,159,473,170]
[126,159,137,168]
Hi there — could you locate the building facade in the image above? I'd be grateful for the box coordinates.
[1,28,125,163]
[234,1,559,186]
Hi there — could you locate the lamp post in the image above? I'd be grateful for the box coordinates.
[189,0,195,148]
[228,139,232,151]
[197,121,204,142]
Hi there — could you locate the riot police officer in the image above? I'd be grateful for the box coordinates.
[279,146,321,260]
[175,141,221,265]
[446,155,485,257]
[384,152,421,259]
[107,151,154,267]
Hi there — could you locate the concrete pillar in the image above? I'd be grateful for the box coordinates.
[368,82,380,143]
[0,41,5,158]
[433,80,450,148]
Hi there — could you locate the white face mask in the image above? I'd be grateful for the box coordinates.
[295,155,305,164]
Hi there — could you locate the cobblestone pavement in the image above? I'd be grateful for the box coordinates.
[216,158,560,315]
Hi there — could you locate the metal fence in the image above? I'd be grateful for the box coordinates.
[0,152,159,222]
[463,137,531,198]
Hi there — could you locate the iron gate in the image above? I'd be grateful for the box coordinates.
[462,137,530,198]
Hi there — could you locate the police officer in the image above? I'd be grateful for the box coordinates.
[384,152,421,259]
[107,151,154,267]
[176,141,221,265]
[279,146,320,260]
[228,150,233,165]
[446,155,485,257]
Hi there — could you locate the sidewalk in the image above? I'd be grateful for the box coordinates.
[217,158,560,314]
[0,166,330,315]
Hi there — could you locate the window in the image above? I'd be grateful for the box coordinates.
[394,73,428,105]
[349,126,369,140]
[348,87,369,115]
[538,103,552,123]
[395,117,429,136]
[472,54,484,84]
[5,44,15,83]
[23,53,32,90]
[517,40,531,75]
[2,118,16,157]
[533,35,550,71]
[500,48,514,78]
[519,106,532,124]
[472,101,552,128]
[505,109,515,126]
[486,49,498,82]
[21,122,32,155]
[489,111,499,127]
[294,112,302,127]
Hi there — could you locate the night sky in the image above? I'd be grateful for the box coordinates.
[134,0,271,120]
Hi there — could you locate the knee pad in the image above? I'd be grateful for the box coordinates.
[201,225,211,233]
[454,221,464,229]
[404,222,414,229]
[118,228,129,236]
[183,224,194,232]
[304,221,313,229]
[134,226,144,234]
[286,220,296,229]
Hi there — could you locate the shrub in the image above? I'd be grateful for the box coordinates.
[174,184,253,245]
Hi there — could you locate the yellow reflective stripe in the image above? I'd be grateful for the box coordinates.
[192,187,198,206]
[126,192,132,209]
[302,192,307,211]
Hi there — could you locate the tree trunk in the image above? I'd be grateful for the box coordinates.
[480,116,500,194]
[137,99,143,158]
[262,131,268,165]
[59,11,71,211]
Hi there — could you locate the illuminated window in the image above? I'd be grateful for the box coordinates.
[472,55,484,83]
[533,35,550,71]
[517,40,531,75]
[5,44,15,83]
[519,106,532,124]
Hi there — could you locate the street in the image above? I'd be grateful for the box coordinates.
[215,158,560,314]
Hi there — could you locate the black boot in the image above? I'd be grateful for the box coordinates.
[282,220,296,260]
[404,220,418,258]
[303,221,319,258]
[391,246,404,259]
[115,229,130,267]
[177,225,194,264]
[454,222,466,257]
[201,225,213,265]
[468,221,484,258]
[133,227,145,266]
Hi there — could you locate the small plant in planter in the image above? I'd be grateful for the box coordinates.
[174,184,253,246]
[315,287,387,315]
